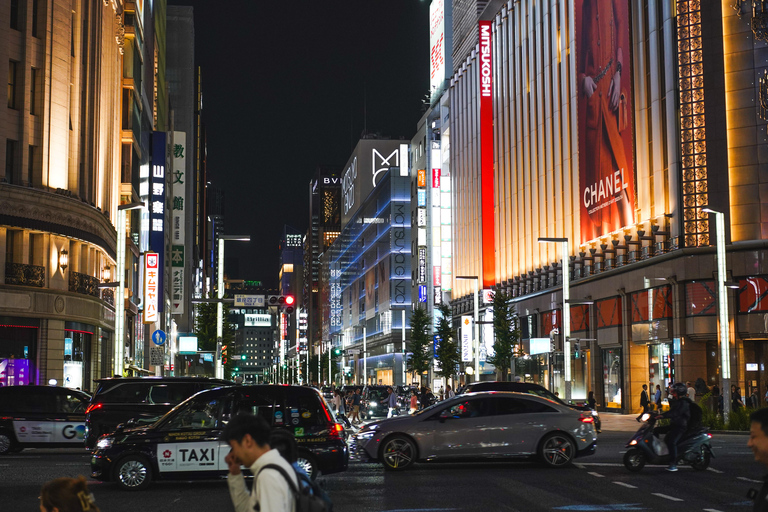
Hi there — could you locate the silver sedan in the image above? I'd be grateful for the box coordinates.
[354,391,597,470]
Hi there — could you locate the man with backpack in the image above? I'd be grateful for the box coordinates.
[223,414,297,512]
[658,382,700,472]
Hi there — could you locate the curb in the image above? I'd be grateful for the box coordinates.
[709,430,749,435]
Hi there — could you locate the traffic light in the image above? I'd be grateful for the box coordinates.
[573,341,581,358]
[267,295,296,314]
[332,347,342,357]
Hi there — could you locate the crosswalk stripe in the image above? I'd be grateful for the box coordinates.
[652,493,683,502]
[587,472,604,478]
[613,481,637,488]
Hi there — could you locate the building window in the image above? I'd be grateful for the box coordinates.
[32,0,40,37]
[28,145,36,184]
[30,68,39,115]
[5,139,18,184]
[10,0,19,30]
[7,61,18,109]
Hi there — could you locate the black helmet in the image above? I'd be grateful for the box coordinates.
[670,382,687,398]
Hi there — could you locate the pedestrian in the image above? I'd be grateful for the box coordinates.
[637,384,650,421]
[422,387,435,408]
[686,381,696,401]
[386,386,398,418]
[587,390,598,410]
[654,384,662,411]
[747,407,768,511]
[439,386,445,401]
[409,389,419,414]
[222,414,297,512]
[446,384,455,399]
[351,388,362,424]
[735,387,745,410]
[753,387,762,409]
[39,476,99,512]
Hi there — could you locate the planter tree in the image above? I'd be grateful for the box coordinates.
[487,289,521,381]
[435,303,461,386]
[408,306,432,386]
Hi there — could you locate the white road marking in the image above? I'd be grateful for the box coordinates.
[578,462,691,469]
[652,493,684,502]
[738,476,763,483]
[587,472,604,478]
[55,463,86,466]
[707,467,724,474]
[613,481,637,488]
[703,509,724,512]
[574,463,585,469]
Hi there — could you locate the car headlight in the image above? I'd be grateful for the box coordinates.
[96,437,113,450]
[369,401,377,407]
[357,430,376,440]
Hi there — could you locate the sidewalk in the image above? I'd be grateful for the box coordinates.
[597,411,750,434]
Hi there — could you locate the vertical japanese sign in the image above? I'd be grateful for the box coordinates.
[150,132,167,312]
[575,0,636,244]
[461,315,472,362]
[171,131,186,315]
[330,262,342,328]
[144,252,159,323]
[429,0,446,94]
[479,21,495,288]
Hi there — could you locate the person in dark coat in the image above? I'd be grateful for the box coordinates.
[637,384,650,421]
[747,407,768,511]
[658,382,691,472]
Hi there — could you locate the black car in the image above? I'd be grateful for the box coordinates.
[361,386,395,419]
[84,377,232,448]
[90,385,349,490]
[0,386,91,454]
[459,381,601,431]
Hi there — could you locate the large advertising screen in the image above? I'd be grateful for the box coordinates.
[575,0,636,244]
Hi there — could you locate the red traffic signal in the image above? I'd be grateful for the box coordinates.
[285,295,295,306]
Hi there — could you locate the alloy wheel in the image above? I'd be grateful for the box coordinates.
[117,459,149,489]
[382,437,415,470]
[541,434,574,467]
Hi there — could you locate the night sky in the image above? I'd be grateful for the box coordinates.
[167,0,431,288]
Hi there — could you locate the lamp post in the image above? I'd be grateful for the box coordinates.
[114,202,144,377]
[216,235,250,380]
[456,276,480,379]
[538,237,571,401]
[702,208,732,421]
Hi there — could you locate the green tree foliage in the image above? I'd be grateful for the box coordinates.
[194,298,236,379]
[435,303,460,381]
[408,306,432,383]
[487,289,521,380]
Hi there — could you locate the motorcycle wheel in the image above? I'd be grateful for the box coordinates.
[623,448,646,472]
[691,448,711,470]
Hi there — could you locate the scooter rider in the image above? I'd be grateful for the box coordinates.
[657,382,691,472]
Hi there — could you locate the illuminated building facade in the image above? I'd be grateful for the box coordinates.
[448,0,768,412]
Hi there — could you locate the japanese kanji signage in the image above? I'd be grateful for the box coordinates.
[150,132,166,313]
[144,252,159,323]
[171,131,186,315]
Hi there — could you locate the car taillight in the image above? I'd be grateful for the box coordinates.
[330,423,344,437]
[578,414,594,423]
[84,403,102,415]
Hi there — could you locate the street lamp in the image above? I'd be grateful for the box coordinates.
[538,237,572,401]
[702,208,732,421]
[114,202,144,376]
[456,276,480,379]
[216,235,251,379]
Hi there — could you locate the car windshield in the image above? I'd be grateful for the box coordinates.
[367,389,388,401]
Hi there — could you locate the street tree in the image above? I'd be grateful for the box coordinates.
[194,298,236,379]
[408,305,432,385]
[487,289,521,380]
[435,303,460,384]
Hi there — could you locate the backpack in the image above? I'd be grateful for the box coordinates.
[684,397,703,430]
[257,463,333,512]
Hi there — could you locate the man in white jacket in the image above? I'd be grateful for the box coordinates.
[223,414,297,512]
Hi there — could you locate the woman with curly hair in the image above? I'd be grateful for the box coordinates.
[39,476,99,512]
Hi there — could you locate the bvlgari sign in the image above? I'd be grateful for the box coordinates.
[341,139,403,228]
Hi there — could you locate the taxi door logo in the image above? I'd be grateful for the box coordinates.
[178,446,216,469]
[158,445,176,471]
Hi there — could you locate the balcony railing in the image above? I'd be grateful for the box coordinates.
[69,271,99,298]
[5,262,45,287]
[101,288,115,306]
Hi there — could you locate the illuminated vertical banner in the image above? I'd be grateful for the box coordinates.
[575,0,636,244]
[144,252,159,323]
[150,132,167,311]
[429,0,446,94]
[171,131,186,315]
[478,21,495,288]
[461,315,472,362]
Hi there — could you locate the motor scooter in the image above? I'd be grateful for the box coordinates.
[623,412,714,472]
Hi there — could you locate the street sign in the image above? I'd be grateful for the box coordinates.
[235,294,265,307]
[150,346,164,366]
[346,349,361,355]
[151,329,166,346]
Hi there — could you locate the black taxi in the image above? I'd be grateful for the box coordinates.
[90,385,348,490]
[0,385,91,454]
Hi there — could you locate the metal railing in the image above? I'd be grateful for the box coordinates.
[69,271,99,298]
[5,262,45,287]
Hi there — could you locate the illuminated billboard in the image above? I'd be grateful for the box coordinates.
[479,21,495,288]
[575,0,636,244]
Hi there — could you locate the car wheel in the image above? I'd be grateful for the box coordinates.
[380,435,416,471]
[691,447,711,470]
[114,455,152,491]
[538,432,575,468]
[296,450,319,480]
[623,448,646,472]
[0,431,15,455]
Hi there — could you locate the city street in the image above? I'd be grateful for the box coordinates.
[0,421,759,512]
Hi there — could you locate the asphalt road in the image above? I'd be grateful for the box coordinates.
[0,430,759,512]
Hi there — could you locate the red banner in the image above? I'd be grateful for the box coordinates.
[575,0,636,244]
[479,20,495,288]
